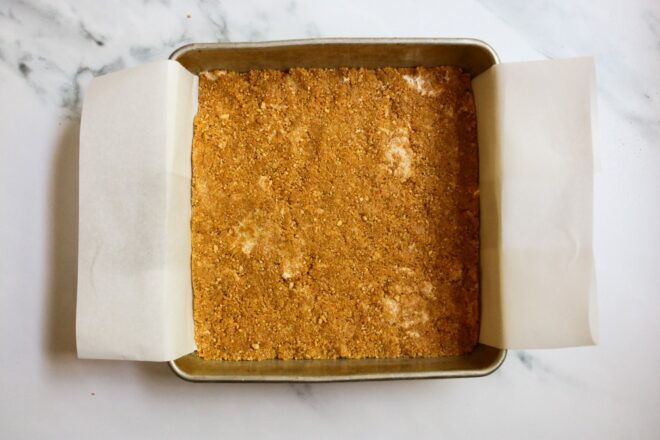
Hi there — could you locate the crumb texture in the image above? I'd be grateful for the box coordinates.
[192,66,479,360]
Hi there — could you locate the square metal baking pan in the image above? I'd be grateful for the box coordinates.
[169,38,505,382]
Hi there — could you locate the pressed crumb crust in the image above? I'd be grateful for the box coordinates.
[192,66,479,361]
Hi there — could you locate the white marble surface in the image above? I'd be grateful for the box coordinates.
[1,0,658,438]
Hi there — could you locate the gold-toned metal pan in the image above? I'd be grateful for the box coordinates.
[169,38,504,382]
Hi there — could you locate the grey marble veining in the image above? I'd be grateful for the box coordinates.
[479,0,660,142]
[0,0,328,115]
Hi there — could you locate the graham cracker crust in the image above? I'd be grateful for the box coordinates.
[192,66,479,360]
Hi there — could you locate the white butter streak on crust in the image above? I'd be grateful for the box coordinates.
[383,297,400,316]
[201,70,227,81]
[402,74,437,96]
[257,175,272,191]
[382,267,433,338]
[281,255,304,280]
[232,216,260,256]
[383,128,413,180]
[231,211,307,281]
